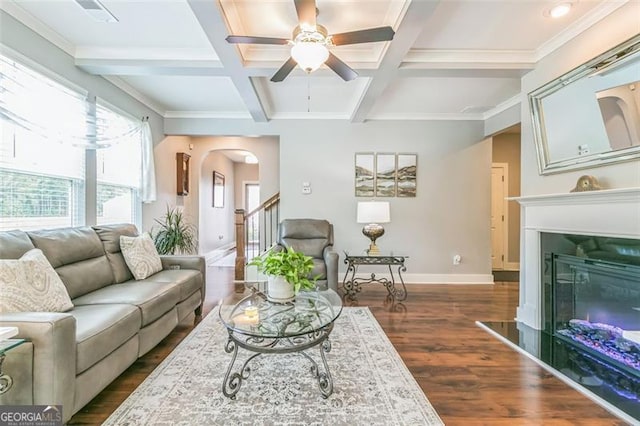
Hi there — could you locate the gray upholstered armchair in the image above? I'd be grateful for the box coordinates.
[276,219,339,291]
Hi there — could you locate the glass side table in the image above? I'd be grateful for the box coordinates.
[0,339,26,394]
[342,251,408,301]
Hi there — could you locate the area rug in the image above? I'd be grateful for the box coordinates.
[104,307,443,425]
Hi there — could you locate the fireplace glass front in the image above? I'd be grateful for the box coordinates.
[552,254,640,377]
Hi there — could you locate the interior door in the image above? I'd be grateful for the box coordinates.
[491,164,507,270]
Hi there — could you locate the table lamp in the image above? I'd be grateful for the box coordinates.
[357,201,390,255]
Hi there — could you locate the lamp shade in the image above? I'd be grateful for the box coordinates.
[291,42,329,73]
[357,201,390,224]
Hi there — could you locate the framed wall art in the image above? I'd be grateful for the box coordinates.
[355,153,375,197]
[396,153,417,197]
[213,171,225,208]
[375,153,396,197]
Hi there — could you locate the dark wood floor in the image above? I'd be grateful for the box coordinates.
[69,266,627,425]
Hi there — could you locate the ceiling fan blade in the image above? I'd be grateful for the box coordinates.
[271,57,298,82]
[226,35,289,45]
[330,26,395,46]
[325,53,358,81]
[294,0,316,28]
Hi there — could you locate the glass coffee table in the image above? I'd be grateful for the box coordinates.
[219,284,342,399]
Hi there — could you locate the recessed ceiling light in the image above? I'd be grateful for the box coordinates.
[546,2,572,19]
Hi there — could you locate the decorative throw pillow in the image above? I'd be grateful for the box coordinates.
[0,249,74,313]
[120,233,163,280]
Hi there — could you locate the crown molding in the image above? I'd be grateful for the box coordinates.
[164,110,252,119]
[366,112,484,121]
[74,47,219,61]
[0,2,75,56]
[404,49,536,68]
[103,76,166,116]
[482,93,522,120]
[534,0,629,61]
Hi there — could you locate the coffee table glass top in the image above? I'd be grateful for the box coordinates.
[219,287,342,339]
[0,339,25,354]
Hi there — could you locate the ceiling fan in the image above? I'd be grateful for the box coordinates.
[225,0,395,82]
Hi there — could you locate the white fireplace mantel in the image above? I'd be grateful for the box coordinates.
[512,187,640,329]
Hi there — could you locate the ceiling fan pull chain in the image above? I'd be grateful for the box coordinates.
[307,75,311,113]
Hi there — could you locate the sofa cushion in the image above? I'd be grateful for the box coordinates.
[0,230,35,259]
[28,227,114,298]
[93,224,138,283]
[136,269,202,302]
[120,233,162,280]
[70,304,141,374]
[0,249,73,313]
[72,281,180,327]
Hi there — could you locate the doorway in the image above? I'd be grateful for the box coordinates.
[491,164,508,270]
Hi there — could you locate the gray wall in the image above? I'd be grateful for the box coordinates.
[200,152,235,253]
[165,118,492,280]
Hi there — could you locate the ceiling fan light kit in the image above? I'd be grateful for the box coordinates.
[225,0,394,82]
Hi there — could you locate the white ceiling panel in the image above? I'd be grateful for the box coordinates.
[260,75,370,117]
[119,76,248,114]
[368,77,521,117]
[10,0,217,56]
[413,0,605,51]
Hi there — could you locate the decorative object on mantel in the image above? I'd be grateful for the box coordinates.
[570,175,602,193]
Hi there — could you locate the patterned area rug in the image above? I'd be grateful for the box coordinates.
[104,307,443,425]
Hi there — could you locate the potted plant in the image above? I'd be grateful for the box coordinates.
[249,246,316,302]
[152,205,198,255]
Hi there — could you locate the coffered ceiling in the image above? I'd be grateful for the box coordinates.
[0,0,626,123]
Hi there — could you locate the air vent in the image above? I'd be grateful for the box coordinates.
[75,0,118,23]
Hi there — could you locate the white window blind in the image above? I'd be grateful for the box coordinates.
[0,54,86,231]
[95,101,141,227]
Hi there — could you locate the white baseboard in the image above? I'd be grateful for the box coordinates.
[343,272,494,285]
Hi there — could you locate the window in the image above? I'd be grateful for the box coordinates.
[96,102,142,226]
[0,55,86,231]
[0,53,144,231]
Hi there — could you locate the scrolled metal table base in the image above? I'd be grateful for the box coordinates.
[222,324,334,399]
[342,255,408,301]
[0,354,13,395]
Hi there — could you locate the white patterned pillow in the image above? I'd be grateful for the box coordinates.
[0,249,73,313]
[120,233,163,280]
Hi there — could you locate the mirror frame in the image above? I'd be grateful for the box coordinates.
[529,34,640,175]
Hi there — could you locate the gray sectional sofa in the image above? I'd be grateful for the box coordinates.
[0,223,205,423]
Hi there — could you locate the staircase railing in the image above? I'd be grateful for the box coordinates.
[234,192,280,280]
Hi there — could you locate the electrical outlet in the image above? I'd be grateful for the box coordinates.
[453,255,461,265]
[302,182,311,194]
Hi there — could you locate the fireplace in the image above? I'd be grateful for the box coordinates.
[479,187,640,423]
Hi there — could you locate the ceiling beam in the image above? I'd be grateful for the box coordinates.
[75,58,226,76]
[350,1,441,123]
[186,0,268,122]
